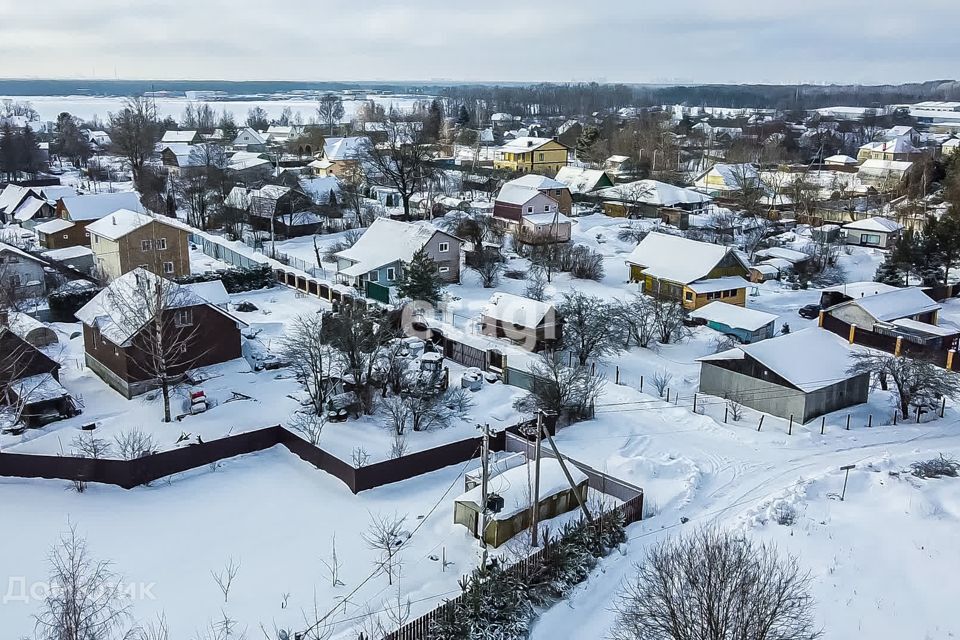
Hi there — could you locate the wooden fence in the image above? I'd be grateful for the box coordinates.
[820,312,958,371]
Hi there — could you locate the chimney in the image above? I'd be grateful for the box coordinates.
[112,215,117,225]
[527,140,534,147]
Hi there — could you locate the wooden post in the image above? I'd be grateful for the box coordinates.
[788,414,793,435]
[757,415,764,432]
[941,397,946,418]
[693,393,698,413]
[867,414,872,428]
[615,366,620,384]
[820,416,825,435]
[846,414,851,430]
[591,362,596,375]
[948,349,956,371]
[817,310,825,327]
[675,394,679,406]
[893,410,898,425]
[666,389,670,403]
[848,323,857,344]
[724,406,728,423]
[894,336,903,357]
[916,405,922,423]
[530,413,543,547]
[639,376,643,393]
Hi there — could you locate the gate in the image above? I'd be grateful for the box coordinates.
[365,280,391,304]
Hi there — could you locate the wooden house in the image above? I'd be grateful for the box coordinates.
[0,242,48,297]
[87,209,191,281]
[625,232,751,310]
[480,292,560,351]
[75,269,245,398]
[493,183,571,244]
[38,192,145,250]
[493,137,569,175]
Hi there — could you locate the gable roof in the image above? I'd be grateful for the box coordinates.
[35,218,75,234]
[233,127,267,145]
[161,130,201,144]
[496,183,557,207]
[695,163,759,188]
[553,166,612,194]
[322,136,370,161]
[625,232,748,284]
[689,301,777,332]
[335,218,457,276]
[60,192,145,221]
[481,292,555,328]
[598,179,711,207]
[12,196,49,222]
[842,216,903,233]
[0,328,59,385]
[859,138,919,154]
[86,209,172,241]
[497,137,566,153]
[834,287,940,323]
[506,174,568,191]
[0,241,46,265]
[698,328,861,393]
[0,185,38,214]
[75,268,243,346]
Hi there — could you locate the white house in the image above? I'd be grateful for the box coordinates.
[0,242,48,297]
[841,217,903,248]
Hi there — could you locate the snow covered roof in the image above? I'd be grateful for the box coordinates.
[6,312,50,340]
[456,458,587,521]
[86,209,159,241]
[0,185,38,214]
[42,246,93,261]
[506,174,568,191]
[35,218,75,234]
[842,216,903,233]
[824,154,858,164]
[228,157,271,171]
[598,179,711,207]
[837,287,940,322]
[252,185,290,200]
[497,137,562,153]
[554,166,611,194]
[686,276,751,294]
[699,328,861,393]
[233,127,266,145]
[322,136,369,161]
[161,130,200,144]
[754,247,810,263]
[0,241,46,264]
[859,138,919,154]
[695,163,759,188]
[858,159,913,173]
[496,184,557,207]
[60,192,144,221]
[335,218,455,276]
[10,373,69,404]
[183,280,229,307]
[626,232,747,284]
[891,318,958,337]
[481,292,555,328]
[298,176,341,204]
[524,211,571,225]
[12,196,48,222]
[690,301,777,332]
[821,281,899,299]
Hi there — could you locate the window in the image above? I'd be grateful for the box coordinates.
[527,206,534,213]
[544,205,551,212]
[863,234,881,245]
[387,267,396,281]
[157,238,167,250]
[175,309,193,327]
[93,235,98,244]
[368,270,379,282]
[163,261,174,274]
[141,239,153,252]
[538,153,544,161]
[438,242,449,253]
[684,291,694,301]
[9,274,21,288]
[439,266,450,273]
[63,234,69,239]
[555,189,562,196]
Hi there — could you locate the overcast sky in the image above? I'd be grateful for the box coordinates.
[1,0,958,85]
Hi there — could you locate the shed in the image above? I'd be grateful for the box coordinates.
[841,217,903,248]
[7,312,58,347]
[454,458,588,548]
[690,302,777,343]
[480,292,560,351]
[697,328,869,423]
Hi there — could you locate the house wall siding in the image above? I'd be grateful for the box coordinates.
[421,231,461,283]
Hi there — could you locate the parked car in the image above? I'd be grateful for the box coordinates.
[798,304,821,319]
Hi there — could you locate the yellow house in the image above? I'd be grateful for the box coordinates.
[86,209,190,282]
[625,232,751,310]
[494,137,569,175]
[856,138,923,163]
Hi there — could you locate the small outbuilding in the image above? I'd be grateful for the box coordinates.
[697,328,869,423]
[841,217,903,248]
[454,458,588,548]
[480,292,561,351]
[690,301,777,343]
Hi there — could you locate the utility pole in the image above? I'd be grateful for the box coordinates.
[530,411,543,547]
[480,422,490,570]
[544,426,594,524]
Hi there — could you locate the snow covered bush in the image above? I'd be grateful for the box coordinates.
[910,454,960,479]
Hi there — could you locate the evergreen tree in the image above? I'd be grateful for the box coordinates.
[575,125,603,163]
[875,252,906,286]
[16,126,42,176]
[456,105,471,127]
[924,212,960,285]
[394,248,445,305]
[424,99,444,142]
[0,122,16,180]
[53,112,90,167]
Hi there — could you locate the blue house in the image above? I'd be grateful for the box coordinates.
[690,301,777,343]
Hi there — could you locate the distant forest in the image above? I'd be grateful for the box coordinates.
[1,78,959,116]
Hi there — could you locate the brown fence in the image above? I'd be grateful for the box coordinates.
[382,493,644,640]
[0,425,510,494]
[820,313,957,371]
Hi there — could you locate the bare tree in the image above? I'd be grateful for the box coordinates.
[281,314,340,415]
[363,513,407,586]
[611,528,820,640]
[322,305,396,414]
[108,96,160,180]
[558,292,622,366]
[211,557,241,603]
[513,352,605,421]
[98,270,215,422]
[524,265,548,301]
[34,524,133,640]
[287,410,327,446]
[651,368,673,397]
[614,293,658,349]
[320,534,345,588]
[132,613,169,640]
[725,393,745,421]
[468,249,505,288]
[362,113,436,218]
[390,431,408,459]
[651,297,690,344]
[849,352,959,419]
[71,433,112,458]
[316,94,345,135]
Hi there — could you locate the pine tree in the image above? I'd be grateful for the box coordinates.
[0,122,16,180]
[456,105,471,127]
[875,253,905,286]
[394,248,445,305]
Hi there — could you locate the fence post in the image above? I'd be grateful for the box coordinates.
[724,406,728,423]
[893,410,898,425]
[693,393,697,413]
[817,310,825,327]
[757,415,764,432]
[948,349,956,371]
[820,416,825,435]
[788,414,793,435]
[848,323,857,344]
[867,414,872,428]
[846,414,851,430]
[916,405,922,423]
[639,375,643,393]
[666,389,670,403]
[894,336,903,357]
[941,397,946,418]
[615,366,620,384]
